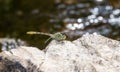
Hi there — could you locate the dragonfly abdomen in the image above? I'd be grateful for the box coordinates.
[27,31,52,36]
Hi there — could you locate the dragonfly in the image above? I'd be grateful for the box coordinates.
[26,31,66,43]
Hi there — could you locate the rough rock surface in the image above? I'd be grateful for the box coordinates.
[0,33,120,72]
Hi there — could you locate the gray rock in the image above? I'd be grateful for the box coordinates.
[0,33,120,72]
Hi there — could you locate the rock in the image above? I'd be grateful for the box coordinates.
[0,38,27,51]
[0,33,120,72]
[0,47,44,72]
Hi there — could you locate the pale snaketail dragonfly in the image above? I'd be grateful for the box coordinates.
[26,31,66,43]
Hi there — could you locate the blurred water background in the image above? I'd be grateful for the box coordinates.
[0,0,120,51]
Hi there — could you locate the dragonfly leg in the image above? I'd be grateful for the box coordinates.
[45,37,52,43]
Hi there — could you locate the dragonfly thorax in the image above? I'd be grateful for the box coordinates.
[52,32,66,41]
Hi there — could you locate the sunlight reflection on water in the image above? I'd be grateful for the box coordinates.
[50,1,120,38]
